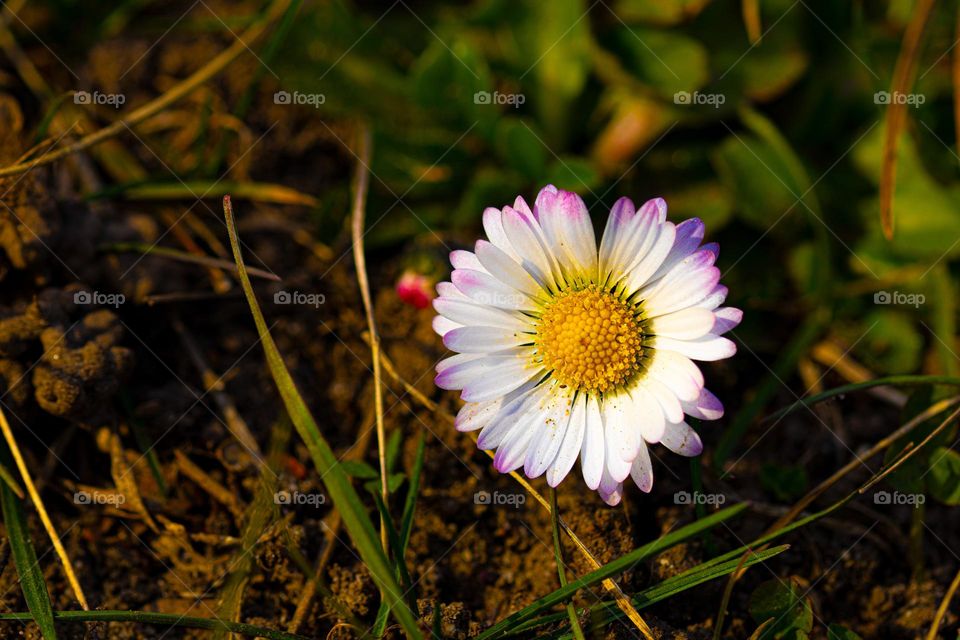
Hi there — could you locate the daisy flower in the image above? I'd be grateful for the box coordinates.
[432,185,740,505]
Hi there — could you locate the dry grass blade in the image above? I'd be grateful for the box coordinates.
[0,0,295,178]
[926,564,960,640]
[879,0,935,239]
[372,347,655,640]
[349,124,390,553]
[0,407,89,610]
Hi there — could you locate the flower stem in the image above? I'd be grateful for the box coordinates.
[550,487,586,640]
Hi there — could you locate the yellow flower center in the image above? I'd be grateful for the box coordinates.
[534,286,643,393]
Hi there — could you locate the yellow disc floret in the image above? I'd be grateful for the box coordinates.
[534,286,643,393]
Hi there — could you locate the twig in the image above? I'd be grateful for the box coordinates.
[0,407,89,609]
[0,0,295,178]
[349,124,389,552]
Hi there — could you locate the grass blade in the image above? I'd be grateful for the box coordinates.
[222,196,422,639]
[0,611,306,640]
[0,446,57,640]
[476,503,749,640]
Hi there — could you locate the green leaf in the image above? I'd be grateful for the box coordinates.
[927,447,960,505]
[749,578,813,639]
[827,623,864,640]
[611,0,710,26]
[222,199,422,639]
[341,460,380,479]
[545,156,601,193]
[858,310,923,375]
[494,117,548,179]
[0,464,58,640]
[613,27,709,95]
[476,503,749,639]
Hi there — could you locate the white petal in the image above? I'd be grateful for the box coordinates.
[451,269,538,311]
[477,381,548,449]
[534,186,597,283]
[647,217,704,284]
[455,399,500,432]
[598,466,624,505]
[436,281,467,299]
[631,385,666,443]
[712,307,743,335]
[580,395,605,490]
[436,352,480,375]
[695,285,728,310]
[461,360,538,403]
[641,264,720,318]
[655,335,737,361]
[599,197,635,279]
[443,326,530,353]
[547,394,587,487]
[435,351,530,392]
[622,220,677,292]
[449,250,485,272]
[602,400,633,483]
[604,200,658,286]
[433,297,529,332]
[650,307,716,340]
[642,377,685,423]
[629,442,654,493]
[501,207,559,292]
[681,388,724,421]
[492,401,546,473]
[483,207,521,261]
[659,421,703,456]
[475,240,545,299]
[645,351,703,403]
[524,388,575,478]
[607,393,641,462]
[432,315,461,337]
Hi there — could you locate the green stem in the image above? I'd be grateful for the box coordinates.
[550,488,586,640]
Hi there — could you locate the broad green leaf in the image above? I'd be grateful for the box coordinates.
[545,156,601,193]
[927,446,960,505]
[223,200,422,639]
[341,460,379,479]
[494,117,548,179]
[857,310,923,375]
[663,181,734,231]
[749,578,813,639]
[613,27,709,95]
